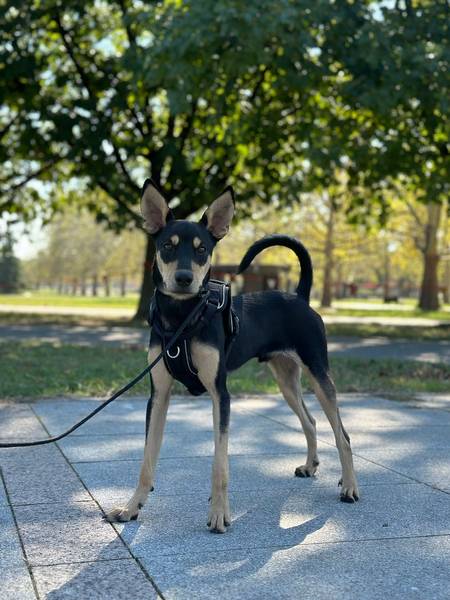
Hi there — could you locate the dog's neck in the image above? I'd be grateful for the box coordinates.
[154,288,206,331]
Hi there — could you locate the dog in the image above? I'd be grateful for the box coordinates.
[105,181,359,532]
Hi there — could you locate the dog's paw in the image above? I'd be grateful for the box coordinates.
[104,506,140,523]
[295,463,318,478]
[207,508,231,534]
[338,478,360,503]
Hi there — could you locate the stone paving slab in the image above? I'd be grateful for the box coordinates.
[111,483,450,559]
[140,535,450,600]
[352,446,450,491]
[236,394,450,430]
[73,449,409,509]
[2,567,36,600]
[33,393,450,444]
[1,393,450,599]
[32,559,161,599]
[0,476,9,506]
[58,424,310,463]
[0,404,48,440]
[13,501,129,566]
[0,501,36,599]
[0,445,91,506]
[320,425,450,451]
[33,397,223,436]
[0,505,27,569]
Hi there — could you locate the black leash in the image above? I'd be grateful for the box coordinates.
[0,294,209,448]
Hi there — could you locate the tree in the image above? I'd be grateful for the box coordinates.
[327,1,449,308]
[26,205,147,296]
[2,0,332,314]
[1,1,448,313]
[0,226,20,293]
[0,1,252,316]
[0,0,374,316]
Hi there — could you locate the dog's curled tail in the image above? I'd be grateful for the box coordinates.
[236,234,313,303]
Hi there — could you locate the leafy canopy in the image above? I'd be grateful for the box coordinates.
[0,0,448,229]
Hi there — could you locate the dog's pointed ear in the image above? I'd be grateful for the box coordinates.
[140,179,173,234]
[200,186,234,240]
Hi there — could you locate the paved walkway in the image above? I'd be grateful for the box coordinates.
[1,393,450,599]
[1,323,449,364]
[0,303,448,327]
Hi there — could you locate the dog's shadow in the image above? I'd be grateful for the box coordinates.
[122,487,331,582]
[44,491,330,597]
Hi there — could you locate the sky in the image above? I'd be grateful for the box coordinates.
[0,217,46,260]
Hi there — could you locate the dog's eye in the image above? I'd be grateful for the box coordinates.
[197,245,207,254]
[163,242,173,250]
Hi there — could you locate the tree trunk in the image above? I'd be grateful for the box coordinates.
[335,261,343,299]
[103,275,110,297]
[120,273,127,297]
[320,197,335,308]
[383,244,391,301]
[80,278,87,296]
[92,275,98,297]
[71,279,78,295]
[443,260,450,304]
[418,202,442,311]
[134,234,155,321]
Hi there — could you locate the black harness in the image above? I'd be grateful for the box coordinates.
[149,280,239,396]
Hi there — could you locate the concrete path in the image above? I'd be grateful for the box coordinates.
[1,323,449,364]
[0,303,448,327]
[1,393,450,599]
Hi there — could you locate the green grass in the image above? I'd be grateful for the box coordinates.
[0,291,138,309]
[321,307,450,321]
[0,312,136,327]
[1,341,448,400]
[2,292,449,320]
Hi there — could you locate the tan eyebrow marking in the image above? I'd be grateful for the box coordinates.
[193,237,201,248]
[170,235,180,245]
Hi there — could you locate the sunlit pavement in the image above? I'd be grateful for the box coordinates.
[1,393,450,599]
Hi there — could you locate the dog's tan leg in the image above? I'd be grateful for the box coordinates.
[105,344,173,522]
[269,354,319,477]
[191,341,231,533]
[306,367,359,502]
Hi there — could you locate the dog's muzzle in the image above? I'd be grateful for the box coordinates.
[175,269,193,288]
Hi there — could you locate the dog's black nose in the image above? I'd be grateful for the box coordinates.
[175,270,193,287]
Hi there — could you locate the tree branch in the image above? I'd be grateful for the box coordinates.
[0,114,19,141]
[54,13,93,97]
[97,180,141,225]
[249,67,269,102]
[54,13,141,197]
[405,199,424,228]
[117,0,136,46]
[0,159,60,194]
[178,99,198,154]
[112,146,140,193]
[405,0,414,17]
[166,114,175,139]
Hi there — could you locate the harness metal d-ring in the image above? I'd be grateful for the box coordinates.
[167,345,180,359]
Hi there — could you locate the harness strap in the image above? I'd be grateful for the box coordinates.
[150,280,238,396]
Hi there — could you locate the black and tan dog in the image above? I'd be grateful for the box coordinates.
[105,181,359,532]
